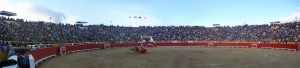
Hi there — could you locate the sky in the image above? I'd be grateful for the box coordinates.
[0,0,300,27]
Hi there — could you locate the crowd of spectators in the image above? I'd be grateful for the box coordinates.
[1,16,300,43]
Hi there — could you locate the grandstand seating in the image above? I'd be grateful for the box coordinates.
[1,16,300,43]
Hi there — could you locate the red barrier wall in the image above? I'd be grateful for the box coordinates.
[109,43,140,48]
[29,47,59,62]
[29,42,300,66]
[65,44,103,53]
[257,44,299,51]
[154,42,208,46]
[30,44,103,64]
[100,42,208,47]
[213,43,252,47]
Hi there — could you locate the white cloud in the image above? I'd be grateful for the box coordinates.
[277,7,300,23]
[0,0,68,23]
[0,0,10,10]
[278,12,300,23]
[0,0,156,26]
[64,16,78,24]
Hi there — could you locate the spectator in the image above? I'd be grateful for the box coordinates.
[17,49,30,68]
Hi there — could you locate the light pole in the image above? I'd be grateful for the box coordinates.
[296,17,299,22]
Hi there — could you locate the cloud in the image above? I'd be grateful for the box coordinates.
[0,0,10,9]
[0,0,157,26]
[30,5,66,23]
[278,12,300,23]
[277,7,300,23]
[0,0,67,23]
[65,16,78,24]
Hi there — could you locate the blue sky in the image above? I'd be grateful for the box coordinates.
[1,0,300,27]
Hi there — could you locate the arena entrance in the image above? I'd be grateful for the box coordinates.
[140,36,155,47]
[298,45,300,51]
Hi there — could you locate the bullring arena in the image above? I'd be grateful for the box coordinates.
[29,42,300,68]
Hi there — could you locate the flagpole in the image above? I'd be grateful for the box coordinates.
[129,16,132,27]
[144,17,146,26]
[110,21,112,26]
[139,16,142,26]
[296,17,298,22]
[135,16,137,27]
[50,17,52,23]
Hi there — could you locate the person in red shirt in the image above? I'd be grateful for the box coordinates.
[139,46,147,54]
[130,46,147,54]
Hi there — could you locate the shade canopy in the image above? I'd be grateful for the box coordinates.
[0,11,17,16]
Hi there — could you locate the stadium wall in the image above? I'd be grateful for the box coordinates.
[27,42,300,67]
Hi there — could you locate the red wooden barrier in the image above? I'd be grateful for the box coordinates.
[142,42,156,47]
[65,45,103,53]
[29,47,58,62]
[214,43,252,47]
[257,44,299,51]
[109,43,140,48]
[154,42,208,46]
[298,45,300,51]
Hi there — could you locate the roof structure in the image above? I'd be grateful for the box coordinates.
[0,10,17,16]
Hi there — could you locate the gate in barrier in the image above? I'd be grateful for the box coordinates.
[104,43,110,49]
[251,44,258,48]
[60,47,66,55]
[208,43,214,47]
[298,45,300,51]
[142,42,155,47]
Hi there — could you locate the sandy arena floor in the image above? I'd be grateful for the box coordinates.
[40,47,300,68]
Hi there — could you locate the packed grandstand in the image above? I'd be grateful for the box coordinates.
[1,16,300,43]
